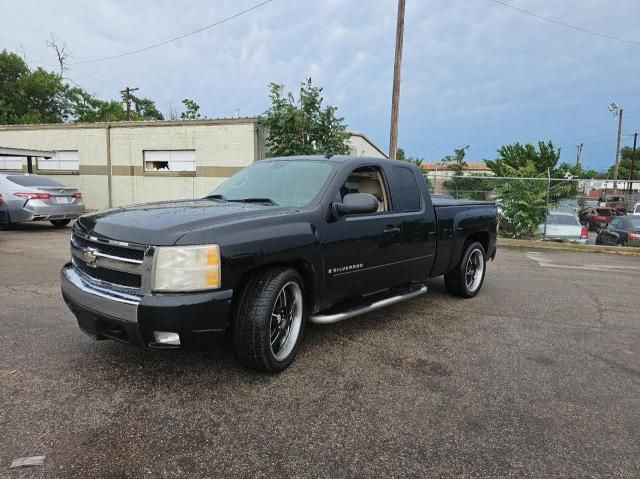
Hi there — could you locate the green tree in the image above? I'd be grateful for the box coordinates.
[132,96,164,120]
[261,78,350,157]
[180,98,202,120]
[607,146,639,180]
[0,49,73,124]
[486,141,560,177]
[70,89,164,122]
[441,145,469,176]
[483,140,592,238]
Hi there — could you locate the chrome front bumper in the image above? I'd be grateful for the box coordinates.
[60,264,141,323]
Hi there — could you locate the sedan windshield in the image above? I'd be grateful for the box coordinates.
[209,160,335,208]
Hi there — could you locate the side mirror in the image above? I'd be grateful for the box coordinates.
[332,193,379,217]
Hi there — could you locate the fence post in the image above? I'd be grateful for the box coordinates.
[543,168,551,240]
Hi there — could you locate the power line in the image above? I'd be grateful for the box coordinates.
[488,0,640,47]
[69,0,273,65]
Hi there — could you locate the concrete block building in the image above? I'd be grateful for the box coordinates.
[0,118,386,210]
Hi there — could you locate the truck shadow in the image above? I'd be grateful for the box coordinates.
[73,277,453,388]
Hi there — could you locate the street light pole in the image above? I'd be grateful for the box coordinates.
[630,132,637,194]
[388,0,406,160]
[613,107,623,191]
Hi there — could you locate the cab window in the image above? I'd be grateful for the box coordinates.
[337,166,389,213]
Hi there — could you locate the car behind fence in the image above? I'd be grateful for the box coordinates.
[424,173,640,243]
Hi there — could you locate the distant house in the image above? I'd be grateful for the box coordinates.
[421,161,493,177]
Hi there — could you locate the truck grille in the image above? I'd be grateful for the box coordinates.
[70,233,146,291]
[72,233,145,262]
[72,258,142,289]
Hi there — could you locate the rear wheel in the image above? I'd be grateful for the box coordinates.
[444,241,487,298]
[50,219,71,227]
[233,268,306,372]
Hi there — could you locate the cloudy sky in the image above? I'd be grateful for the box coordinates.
[2,0,639,171]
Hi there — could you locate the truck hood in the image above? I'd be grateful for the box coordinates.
[76,199,297,245]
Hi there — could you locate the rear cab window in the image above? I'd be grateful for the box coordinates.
[387,166,422,212]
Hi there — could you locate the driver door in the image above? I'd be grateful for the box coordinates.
[321,165,404,303]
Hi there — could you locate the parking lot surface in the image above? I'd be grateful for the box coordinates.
[2,223,640,478]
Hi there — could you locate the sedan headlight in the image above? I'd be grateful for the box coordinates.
[153,245,221,292]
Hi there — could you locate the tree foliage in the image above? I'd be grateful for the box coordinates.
[180,98,202,120]
[441,145,469,176]
[607,146,639,180]
[0,49,164,124]
[0,49,74,123]
[261,78,350,157]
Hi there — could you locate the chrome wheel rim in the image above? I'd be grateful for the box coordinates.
[465,249,484,292]
[270,281,303,361]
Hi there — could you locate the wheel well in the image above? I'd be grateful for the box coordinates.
[464,231,489,253]
[231,260,318,319]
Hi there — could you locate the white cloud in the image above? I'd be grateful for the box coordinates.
[1,0,638,169]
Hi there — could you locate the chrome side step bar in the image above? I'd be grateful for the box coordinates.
[309,285,428,325]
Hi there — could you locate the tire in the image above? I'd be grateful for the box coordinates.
[444,241,487,298]
[233,267,306,372]
[50,219,71,227]
[0,211,11,230]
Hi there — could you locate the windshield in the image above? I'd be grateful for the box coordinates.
[547,214,579,225]
[627,217,640,229]
[210,160,335,207]
[7,175,63,187]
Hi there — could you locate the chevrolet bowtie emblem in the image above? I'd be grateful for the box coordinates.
[83,248,98,267]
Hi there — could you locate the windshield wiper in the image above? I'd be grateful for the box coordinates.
[229,197,279,206]
[203,193,228,202]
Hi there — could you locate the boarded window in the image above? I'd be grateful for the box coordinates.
[144,150,195,172]
[37,151,80,171]
[0,156,24,170]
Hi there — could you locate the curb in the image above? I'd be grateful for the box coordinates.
[497,238,640,256]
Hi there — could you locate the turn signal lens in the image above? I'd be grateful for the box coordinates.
[72,192,83,199]
[153,245,221,292]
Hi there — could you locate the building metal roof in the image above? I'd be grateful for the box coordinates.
[0,146,56,157]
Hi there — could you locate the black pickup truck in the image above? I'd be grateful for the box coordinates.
[61,156,497,371]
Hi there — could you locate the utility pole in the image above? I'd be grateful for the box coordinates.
[388,0,406,160]
[630,132,637,194]
[613,107,623,191]
[576,143,583,167]
[120,87,139,121]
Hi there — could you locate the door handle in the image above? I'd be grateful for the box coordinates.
[383,226,401,234]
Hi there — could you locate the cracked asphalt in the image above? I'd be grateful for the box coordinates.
[1,223,639,478]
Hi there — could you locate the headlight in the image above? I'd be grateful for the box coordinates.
[153,245,221,292]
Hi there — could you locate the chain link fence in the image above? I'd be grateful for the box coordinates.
[424,173,640,242]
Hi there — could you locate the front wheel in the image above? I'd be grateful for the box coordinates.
[50,219,71,227]
[233,268,306,372]
[444,241,487,298]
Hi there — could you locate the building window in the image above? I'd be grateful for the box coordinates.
[37,151,80,171]
[0,156,24,171]
[144,150,196,172]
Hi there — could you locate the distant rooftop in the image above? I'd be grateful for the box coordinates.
[421,161,491,172]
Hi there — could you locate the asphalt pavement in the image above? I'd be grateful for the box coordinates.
[1,222,639,478]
